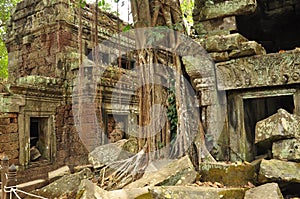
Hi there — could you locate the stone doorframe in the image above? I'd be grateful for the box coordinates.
[227,87,300,162]
[19,111,56,167]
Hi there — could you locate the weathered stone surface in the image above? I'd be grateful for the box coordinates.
[255,109,300,145]
[77,179,108,199]
[216,50,300,90]
[272,138,300,162]
[194,0,257,21]
[48,165,71,182]
[204,33,248,52]
[88,139,129,169]
[77,179,151,199]
[258,159,300,183]
[122,137,139,154]
[199,162,255,186]
[31,168,93,198]
[194,16,236,35]
[149,186,246,199]
[244,183,284,199]
[229,41,266,58]
[209,51,230,62]
[125,156,197,189]
[108,187,151,199]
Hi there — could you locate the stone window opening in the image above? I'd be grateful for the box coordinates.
[236,0,300,53]
[29,117,50,163]
[112,55,135,70]
[86,48,110,65]
[106,114,128,143]
[243,95,295,159]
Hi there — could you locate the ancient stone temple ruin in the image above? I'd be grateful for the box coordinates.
[193,0,300,162]
[0,0,299,197]
[0,0,138,183]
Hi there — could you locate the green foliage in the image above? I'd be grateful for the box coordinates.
[145,26,169,45]
[180,0,194,34]
[0,41,8,78]
[0,0,21,79]
[180,0,194,24]
[167,79,178,140]
[123,24,131,32]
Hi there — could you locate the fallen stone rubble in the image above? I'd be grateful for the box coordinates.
[24,108,300,199]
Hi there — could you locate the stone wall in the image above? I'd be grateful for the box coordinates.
[5,0,127,83]
[1,0,137,184]
[0,113,19,164]
[193,0,300,161]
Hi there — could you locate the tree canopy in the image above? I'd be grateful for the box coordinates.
[0,0,20,78]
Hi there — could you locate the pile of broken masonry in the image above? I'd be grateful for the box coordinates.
[26,108,299,199]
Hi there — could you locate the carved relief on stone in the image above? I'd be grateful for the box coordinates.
[216,51,300,90]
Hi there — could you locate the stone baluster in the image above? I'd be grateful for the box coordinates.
[5,164,17,199]
[1,157,9,199]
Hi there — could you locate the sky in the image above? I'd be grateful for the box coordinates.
[86,0,132,22]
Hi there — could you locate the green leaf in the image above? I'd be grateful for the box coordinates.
[123,24,131,32]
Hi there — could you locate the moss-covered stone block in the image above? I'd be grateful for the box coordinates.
[258,159,300,183]
[272,138,300,162]
[199,162,255,186]
[149,186,247,199]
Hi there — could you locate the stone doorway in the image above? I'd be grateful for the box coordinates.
[29,117,50,162]
[228,87,299,162]
[243,95,295,158]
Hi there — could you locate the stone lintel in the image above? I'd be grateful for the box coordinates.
[216,50,300,90]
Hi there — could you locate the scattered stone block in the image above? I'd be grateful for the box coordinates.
[199,161,255,186]
[255,109,300,145]
[258,159,300,183]
[149,186,247,199]
[194,16,237,35]
[48,165,71,182]
[209,51,230,62]
[272,138,300,162]
[88,139,129,169]
[204,33,248,52]
[194,0,257,21]
[16,179,48,193]
[125,156,197,189]
[108,187,151,199]
[31,168,93,198]
[76,179,108,199]
[77,180,152,199]
[229,41,266,58]
[244,183,284,199]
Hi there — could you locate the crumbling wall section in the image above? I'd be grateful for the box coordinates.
[192,0,300,162]
[1,0,135,183]
[0,113,19,164]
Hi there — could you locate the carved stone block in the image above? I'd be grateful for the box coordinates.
[194,16,237,35]
[204,33,248,52]
[255,109,300,145]
[216,50,300,90]
[229,41,266,58]
[272,138,300,162]
[194,0,257,21]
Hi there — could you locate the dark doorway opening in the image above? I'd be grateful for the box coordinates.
[243,95,295,159]
[236,0,300,53]
[30,117,49,162]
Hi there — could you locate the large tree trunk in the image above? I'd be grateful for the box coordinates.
[99,0,215,190]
